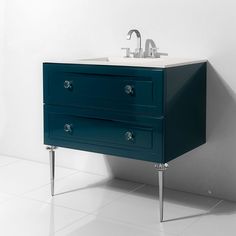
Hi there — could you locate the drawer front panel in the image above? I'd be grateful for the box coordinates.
[44,107,164,162]
[48,113,153,149]
[43,63,164,116]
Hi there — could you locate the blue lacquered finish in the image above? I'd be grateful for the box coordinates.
[43,64,164,117]
[43,62,206,164]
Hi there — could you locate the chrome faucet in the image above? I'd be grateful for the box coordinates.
[126,29,143,58]
[122,29,167,58]
[144,39,158,58]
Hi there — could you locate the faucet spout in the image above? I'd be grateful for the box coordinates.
[126,29,142,57]
[144,39,158,58]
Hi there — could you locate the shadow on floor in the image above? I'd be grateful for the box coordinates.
[53,174,236,223]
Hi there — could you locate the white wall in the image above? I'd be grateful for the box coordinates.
[1,0,236,201]
[0,0,6,136]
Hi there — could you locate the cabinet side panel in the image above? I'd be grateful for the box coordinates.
[164,63,206,162]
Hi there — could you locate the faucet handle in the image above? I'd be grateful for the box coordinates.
[121,48,131,58]
[149,47,158,58]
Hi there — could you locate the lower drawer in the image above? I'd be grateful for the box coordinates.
[44,108,164,163]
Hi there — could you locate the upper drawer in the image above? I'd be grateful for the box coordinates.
[43,63,164,117]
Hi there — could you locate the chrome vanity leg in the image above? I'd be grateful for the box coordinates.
[155,163,169,222]
[46,146,57,196]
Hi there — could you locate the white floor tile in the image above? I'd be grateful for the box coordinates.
[96,185,220,235]
[0,193,14,204]
[55,215,175,236]
[0,155,19,167]
[0,196,87,236]
[181,200,236,236]
[24,173,143,213]
[0,157,230,236]
[0,160,77,195]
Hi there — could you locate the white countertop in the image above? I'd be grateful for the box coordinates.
[48,57,207,68]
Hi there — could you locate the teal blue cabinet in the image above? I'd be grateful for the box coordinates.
[43,61,206,221]
[43,62,206,164]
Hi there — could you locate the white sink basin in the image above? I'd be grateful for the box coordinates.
[79,57,206,68]
[53,57,207,68]
[81,57,170,65]
[82,57,166,63]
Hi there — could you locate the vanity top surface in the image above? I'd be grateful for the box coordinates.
[47,57,207,68]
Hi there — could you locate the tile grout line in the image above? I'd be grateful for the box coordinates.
[0,153,108,178]
[21,183,142,214]
[54,214,91,234]
[87,213,174,235]
[176,199,224,236]
[0,192,92,235]
[54,207,169,236]
[87,183,146,215]
[62,185,144,215]
[0,157,148,204]
[18,180,145,216]
[0,194,20,206]
[20,170,81,194]
[85,189,225,236]
[41,184,148,235]
[0,169,80,198]
[0,160,22,168]
[13,193,95,221]
[20,194,92,214]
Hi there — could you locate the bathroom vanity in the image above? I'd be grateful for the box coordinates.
[43,57,206,222]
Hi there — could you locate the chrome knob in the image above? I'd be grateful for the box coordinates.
[64,80,73,89]
[125,131,134,141]
[124,85,134,95]
[64,124,73,133]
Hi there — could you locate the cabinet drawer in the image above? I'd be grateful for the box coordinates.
[46,113,153,150]
[44,106,164,163]
[43,63,164,116]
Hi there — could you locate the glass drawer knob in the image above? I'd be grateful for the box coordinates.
[125,131,134,141]
[64,124,73,133]
[64,80,73,89]
[124,85,134,95]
